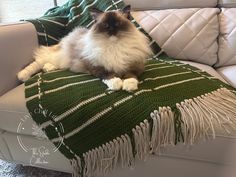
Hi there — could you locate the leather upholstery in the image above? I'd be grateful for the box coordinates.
[1,124,236,174]
[0,131,72,172]
[124,0,217,10]
[219,0,236,7]
[0,22,38,96]
[217,8,236,67]
[179,61,227,83]
[217,65,236,88]
[0,84,32,136]
[1,2,236,174]
[132,8,220,66]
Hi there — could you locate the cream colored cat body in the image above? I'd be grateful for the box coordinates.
[18,6,152,91]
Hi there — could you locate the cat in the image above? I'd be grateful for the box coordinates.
[17,5,153,91]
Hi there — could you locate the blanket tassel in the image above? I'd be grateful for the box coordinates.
[82,135,134,177]
[71,155,82,177]
[72,88,236,177]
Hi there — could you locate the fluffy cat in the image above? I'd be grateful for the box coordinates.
[18,5,153,91]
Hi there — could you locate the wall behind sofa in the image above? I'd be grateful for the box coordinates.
[0,0,67,23]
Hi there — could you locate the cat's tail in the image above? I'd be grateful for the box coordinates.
[17,61,43,82]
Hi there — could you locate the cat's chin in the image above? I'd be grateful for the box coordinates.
[109,35,118,42]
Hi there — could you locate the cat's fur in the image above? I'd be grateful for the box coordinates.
[18,5,153,91]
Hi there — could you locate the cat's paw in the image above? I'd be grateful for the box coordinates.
[122,78,138,92]
[103,77,123,91]
[43,63,57,72]
[17,70,30,82]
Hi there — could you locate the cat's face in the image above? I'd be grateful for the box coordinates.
[90,5,133,37]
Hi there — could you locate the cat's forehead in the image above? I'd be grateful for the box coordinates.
[100,10,124,21]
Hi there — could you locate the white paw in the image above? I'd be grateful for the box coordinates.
[17,70,30,82]
[103,77,123,91]
[122,78,138,92]
[43,63,57,72]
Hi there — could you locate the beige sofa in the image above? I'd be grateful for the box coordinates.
[0,0,236,176]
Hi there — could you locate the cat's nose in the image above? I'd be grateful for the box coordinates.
[108,25,115,30]
[108,29,118,36]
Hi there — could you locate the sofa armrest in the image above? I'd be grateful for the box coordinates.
[0,22,38,96]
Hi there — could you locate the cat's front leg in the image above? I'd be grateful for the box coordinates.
[87,65,123,91]
[102,77,123,91]
[122,73,139,92]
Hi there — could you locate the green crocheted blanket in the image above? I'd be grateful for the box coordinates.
[24,0,236,177]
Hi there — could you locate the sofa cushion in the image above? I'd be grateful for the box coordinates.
[3,132,236,175]
[218,0,236,7]
[0,84,37,137]
[124,0,217,10]
[216,8,236,67]
[217,65,236,88]
[179,61,227,83]
[1,131,72,173]
[132,8,220,66]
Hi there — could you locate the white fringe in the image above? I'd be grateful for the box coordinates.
[177,88,236,145]
[132,120,150,161]
[72,88,236,177]
[149,106,175,154]
[71,155,82,177]
[82,135,134,177]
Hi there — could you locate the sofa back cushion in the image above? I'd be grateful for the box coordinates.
[124,0,217,10]
[218,0,236,7]
[0,22,38,96]
[132,8,220,66]
[216,8,236,67]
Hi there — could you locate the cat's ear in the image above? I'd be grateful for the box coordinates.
[122,5,131,19]
[90,8,103,20]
